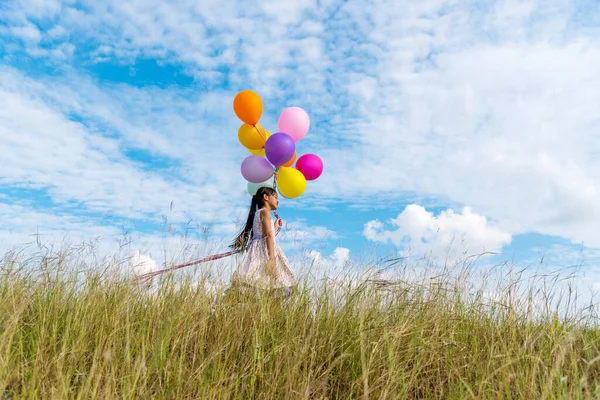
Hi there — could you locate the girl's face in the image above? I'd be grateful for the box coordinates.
[264,192,279,210]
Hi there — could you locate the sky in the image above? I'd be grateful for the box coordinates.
[1,0,600,299]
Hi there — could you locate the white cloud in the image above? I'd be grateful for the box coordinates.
[129,250,160,275]
[364,204,512,264]
[9,23,42,43]
[0,199,243,279]
[275,218,337,251]
[1,0,332,100]
[46,25,68,39]
[307,247,350,271]
[309,5,600,248]
[0,66,249,228]
[298,247,363,291]
[0,203,118,251]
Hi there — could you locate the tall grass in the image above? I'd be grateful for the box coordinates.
[1,246,600,399]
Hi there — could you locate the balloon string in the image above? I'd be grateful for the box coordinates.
[253,125,267,145]
[133,249,241,282]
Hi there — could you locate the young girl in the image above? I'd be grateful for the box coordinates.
[230,186,297,297]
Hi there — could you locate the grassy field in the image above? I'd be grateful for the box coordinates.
[1,247,600,399]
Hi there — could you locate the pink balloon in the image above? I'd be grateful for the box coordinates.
[277,107,310,142]
[241,156,274,183]
[296,154,323,181]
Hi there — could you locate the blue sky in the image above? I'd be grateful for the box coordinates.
[1,0,600,293]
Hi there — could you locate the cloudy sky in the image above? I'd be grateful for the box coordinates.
[1,0,600,292]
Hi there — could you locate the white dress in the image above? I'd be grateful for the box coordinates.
[232,208,297,291]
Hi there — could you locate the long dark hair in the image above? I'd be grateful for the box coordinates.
[231,186,277,251]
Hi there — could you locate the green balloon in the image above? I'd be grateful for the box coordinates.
[247,179,274,196]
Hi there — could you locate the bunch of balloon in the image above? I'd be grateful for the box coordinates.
[233,90,324,199]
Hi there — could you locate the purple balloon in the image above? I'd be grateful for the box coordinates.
[241,156,274,183]
[296,154,323,181]
[265,132,296,167]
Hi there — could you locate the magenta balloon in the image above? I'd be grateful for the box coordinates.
[265,132,296,167]
[296,154,323,181]
[241,155,274,183]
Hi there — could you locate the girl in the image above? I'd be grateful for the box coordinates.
[230,186,297,297]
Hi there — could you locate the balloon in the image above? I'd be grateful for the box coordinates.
[247,178,274,196]
[276,167,306,199]
[246,130,271,156]
[239,124,269,150]
[278,106,310,142]
[265,132,295,167]
[282,151,296,167]
[296,154,323,180]
[241,156,274,183]
[248,147,266,157]
[233,90,263,125]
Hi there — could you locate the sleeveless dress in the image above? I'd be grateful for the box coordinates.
[231,208,297,293]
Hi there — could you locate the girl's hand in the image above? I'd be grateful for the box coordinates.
[274,218,283,229]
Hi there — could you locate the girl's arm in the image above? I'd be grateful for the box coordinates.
[260,209,276,277]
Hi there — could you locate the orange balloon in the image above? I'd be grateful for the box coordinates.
[282,151,296,167]
[233,90,263,125]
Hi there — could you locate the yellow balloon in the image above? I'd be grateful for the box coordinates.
[246,131,271,156]
[238,123,268,150]
[276,167,307,199]
[248,147,266,156]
